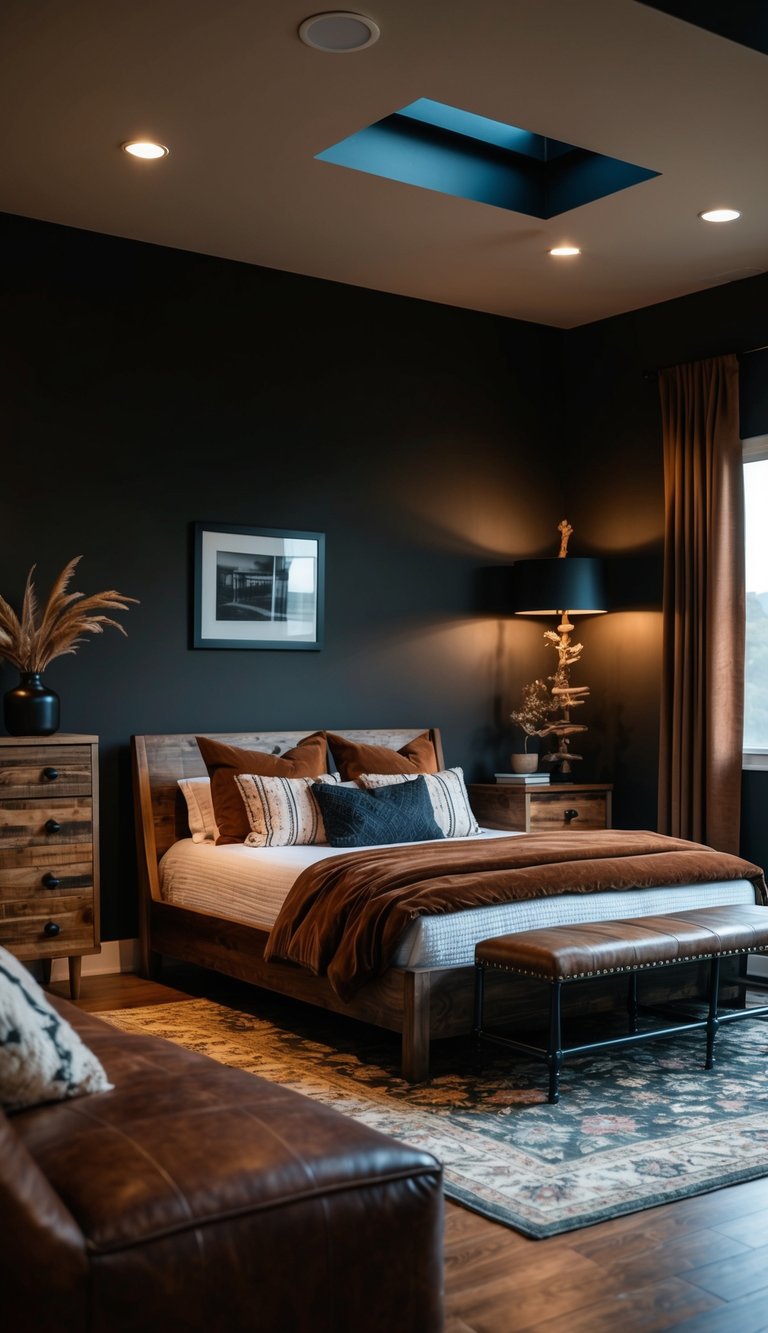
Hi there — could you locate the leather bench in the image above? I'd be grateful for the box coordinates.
[473,904,768,1104]
[1,996,444,1332]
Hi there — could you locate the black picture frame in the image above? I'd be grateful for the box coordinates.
[193,523,325,650]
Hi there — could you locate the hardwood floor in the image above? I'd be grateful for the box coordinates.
[54,971,768,1333]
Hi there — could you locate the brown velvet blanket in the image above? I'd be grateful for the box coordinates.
[264,830,766,1000]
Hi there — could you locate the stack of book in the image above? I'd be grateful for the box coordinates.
[494,772,550,785]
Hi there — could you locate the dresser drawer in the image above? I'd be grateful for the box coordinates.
[0,744,93,799]
[0,797,93,849]
[0,856,93,902]
[0,734,100,996]
[0,894,95,958]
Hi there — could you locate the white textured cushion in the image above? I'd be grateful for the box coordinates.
[359,767,480,838]
[234,773,339,847]
[178,776,220,843]
[0,946,113,1112]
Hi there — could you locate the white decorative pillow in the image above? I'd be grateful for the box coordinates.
[234,773,339,847]
[178,776,220,843]
[359,767,480,838]
[0,946,113,1112]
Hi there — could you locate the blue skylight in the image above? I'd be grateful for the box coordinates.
[316,98,659,219]
[396,99,572,162]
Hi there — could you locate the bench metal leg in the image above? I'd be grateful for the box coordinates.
[472,962,485,1071]
[546,981,563,1104]
[473,962,485,1039]
[706,955,721,1070]
[627,971,639,1034]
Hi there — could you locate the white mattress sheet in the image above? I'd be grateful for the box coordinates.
[158,834,758,972]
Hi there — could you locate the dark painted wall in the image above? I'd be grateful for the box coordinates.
[0,213,561,939]
[565,271,768,866]
[3,210,766,941]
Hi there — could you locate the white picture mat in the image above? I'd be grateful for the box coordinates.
[200,529,318,642]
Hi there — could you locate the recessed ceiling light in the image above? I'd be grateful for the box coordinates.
[122,141,169,160]
[298,11,380,52]
[699,208,741,223]
[549,245,581,257]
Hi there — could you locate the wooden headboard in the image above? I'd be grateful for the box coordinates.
[131,728,445,902]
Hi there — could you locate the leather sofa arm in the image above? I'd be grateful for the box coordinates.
[0,1108,88,1329]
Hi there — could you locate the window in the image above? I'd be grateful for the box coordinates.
[744,435,768,766]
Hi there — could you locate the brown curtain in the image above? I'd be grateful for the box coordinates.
[657,353,744,852]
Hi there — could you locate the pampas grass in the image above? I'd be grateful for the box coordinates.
[0,557,138,673]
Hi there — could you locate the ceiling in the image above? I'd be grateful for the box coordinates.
[1,0,767,329]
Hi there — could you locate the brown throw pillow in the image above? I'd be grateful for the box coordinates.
[326,732,438,783]
[196,733,328,844]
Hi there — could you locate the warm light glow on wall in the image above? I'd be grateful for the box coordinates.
[394,455,555,559]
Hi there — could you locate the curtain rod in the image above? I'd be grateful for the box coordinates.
[643,342,768,381]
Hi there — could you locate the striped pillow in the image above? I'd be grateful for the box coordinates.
[359,767,480,838]
[234,773,339,847]
[177,776,220,843]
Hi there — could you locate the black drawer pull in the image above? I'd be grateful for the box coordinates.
[43,767,60,782]
[43,920,61,938]
[42,873,61,889]
[563,808,579,823]
[45,819,61,834]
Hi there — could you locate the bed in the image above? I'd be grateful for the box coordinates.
[131,728,765,1081]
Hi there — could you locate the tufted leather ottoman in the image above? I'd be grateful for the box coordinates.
[1,998,444,1332]
[474,904,768,1104]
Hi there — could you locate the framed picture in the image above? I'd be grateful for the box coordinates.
[193,523,325,650]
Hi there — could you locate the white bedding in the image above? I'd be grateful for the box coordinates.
[158,833,759,972]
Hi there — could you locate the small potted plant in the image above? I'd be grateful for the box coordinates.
[509,679,558,772]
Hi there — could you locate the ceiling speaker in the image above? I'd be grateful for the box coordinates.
[298,11,380,53]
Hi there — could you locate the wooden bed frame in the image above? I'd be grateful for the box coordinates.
[132,728,725,1082]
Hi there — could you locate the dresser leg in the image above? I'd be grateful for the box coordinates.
[68,956,82,1000]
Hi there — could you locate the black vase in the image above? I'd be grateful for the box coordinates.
[3,672,60,736]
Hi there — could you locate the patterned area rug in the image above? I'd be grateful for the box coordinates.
[98,995,768,1239]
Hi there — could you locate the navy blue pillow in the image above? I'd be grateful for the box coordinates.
[311,775,444,848]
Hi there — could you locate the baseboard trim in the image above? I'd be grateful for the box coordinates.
[50,939,140,980]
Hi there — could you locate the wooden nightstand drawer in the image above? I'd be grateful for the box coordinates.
[529,791,609,830]
[468,782,613,833]
[0,744,92,799]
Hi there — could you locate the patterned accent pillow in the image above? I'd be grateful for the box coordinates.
[235,773,339,847]
[326,732,438,782]
[359,767,480,838]
[310,775,444,848]
[177,776,220,843]
[0,946,112,1112]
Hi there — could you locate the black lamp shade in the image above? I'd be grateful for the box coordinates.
[511,557,607,615]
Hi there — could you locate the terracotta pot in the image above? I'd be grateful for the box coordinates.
[510,754,539,774]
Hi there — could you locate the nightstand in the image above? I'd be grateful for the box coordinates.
[468,781,613,833]
[0,734,100,998]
